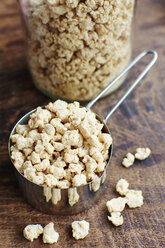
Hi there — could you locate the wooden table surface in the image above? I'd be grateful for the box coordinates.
[0,0,165,247]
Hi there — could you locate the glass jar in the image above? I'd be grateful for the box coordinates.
[18,0,135,101]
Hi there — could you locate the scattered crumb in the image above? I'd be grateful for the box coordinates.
[116,178,129,196]
[72,220,89,240]
[122,152,135,168]
[122,147,151,168]
[23,224,43,242]
[108,212,124,226]
[107,178,144,227]
[43,222,59,244]
[135,147,151,160]
[106,197,127,213]
[126,190,144,208]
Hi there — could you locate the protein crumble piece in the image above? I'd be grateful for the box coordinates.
[68,187,79,206]
[116,178,129,196]
[43,222,59,244]
[122,152,135,168]
[126,190,144,208]
[108,212,124,226]
[135,147,151,160]
[72,220,89,240]
[23,224,43,242]
[106,197,127,213]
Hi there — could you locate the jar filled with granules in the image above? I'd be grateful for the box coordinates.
[19,0,136,101]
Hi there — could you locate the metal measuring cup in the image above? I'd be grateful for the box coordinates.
[8,50,157,215]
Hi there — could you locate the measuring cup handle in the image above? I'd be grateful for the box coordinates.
[86,50,158,123]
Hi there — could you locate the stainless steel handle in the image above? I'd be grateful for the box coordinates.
[86,50,158,123]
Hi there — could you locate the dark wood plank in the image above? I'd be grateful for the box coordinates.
[0,0,165,247]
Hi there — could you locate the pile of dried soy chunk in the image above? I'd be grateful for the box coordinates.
[11,100,112,189]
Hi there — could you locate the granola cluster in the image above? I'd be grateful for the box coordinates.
[10,100,112,188]
[24,0,135,100]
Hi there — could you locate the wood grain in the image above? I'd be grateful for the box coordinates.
[0,0,165,247]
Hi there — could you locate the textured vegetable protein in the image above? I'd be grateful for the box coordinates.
[21,0,135,101]
[10,100,112,188]
[122,147,151,168]
[72,220,90,240]
[107,178,144,226]
[23,222,59,244]
[23,224,43,242]
[122,152,135,168]
[43,222,59,244]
